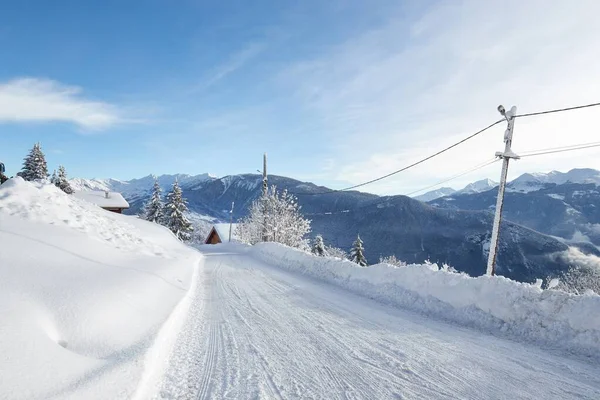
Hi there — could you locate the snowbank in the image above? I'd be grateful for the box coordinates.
[0,178,201,399]
[250,242,600,357]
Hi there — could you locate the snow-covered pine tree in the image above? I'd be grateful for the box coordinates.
[312,235,326,256]
[55,165,74,194]
[144,178,164,223]
[350,234,368,266]
[163,179,193,241]
[50,170,58,185]
[20,143,49,181]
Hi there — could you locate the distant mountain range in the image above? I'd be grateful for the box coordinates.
[413,178,498,202]
[415,168,600,201]
[71,168,600,283]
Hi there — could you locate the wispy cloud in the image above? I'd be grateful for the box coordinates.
[0,78,123,130]
[200,42,265,89]
[276,1,600,194]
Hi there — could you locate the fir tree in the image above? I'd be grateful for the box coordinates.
[312,235,326,256]
[54,165,74,194]
[163,179,193,241]
[50,170,58,185]
[350,234,368,266]
[21,143,49,181]
[144,178,164,223]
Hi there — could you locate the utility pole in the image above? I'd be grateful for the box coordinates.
[228,201,235,243]
[486,105,519,275]
[262,153,269,242]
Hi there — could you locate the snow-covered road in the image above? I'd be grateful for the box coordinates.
[157,246,600,399]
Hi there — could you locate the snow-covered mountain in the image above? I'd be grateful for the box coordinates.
[507,168,600,193]
[456,178,498,195]
[414,178,498,202]
[71,173,215,201]
[414,168,600,201]
[413,187,456,202]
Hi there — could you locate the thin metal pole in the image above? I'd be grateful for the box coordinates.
[228,201,234,242]
[487,106,519,275]
[262,153,269,242]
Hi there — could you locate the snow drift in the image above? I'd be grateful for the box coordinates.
[0,178,201,399]
[250,242,600,357]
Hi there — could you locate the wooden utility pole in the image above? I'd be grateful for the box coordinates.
[228,201,235,243]
[486,105,519,275]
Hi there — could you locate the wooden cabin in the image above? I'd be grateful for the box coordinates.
[205,223,239,244]
[73,190,130,214]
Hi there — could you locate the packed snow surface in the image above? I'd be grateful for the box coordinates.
[252,242,600,356]
[0,178,201,399]
[156,243,600,399]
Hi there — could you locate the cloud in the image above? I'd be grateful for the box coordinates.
[554,247,600,272]
[0,78,122,130]
[276,1,600,195]
[200,43,265,89]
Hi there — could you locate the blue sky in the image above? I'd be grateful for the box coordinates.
[2,0,600,195]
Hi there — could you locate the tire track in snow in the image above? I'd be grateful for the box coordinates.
[156,247,600,400]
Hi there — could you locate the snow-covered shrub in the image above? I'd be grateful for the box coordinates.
[312,235,326,256]
[53,165,74,194]
[236,186,311,249]
[379,255,407,267]
[324,245,347,260]
[555,265,600,295]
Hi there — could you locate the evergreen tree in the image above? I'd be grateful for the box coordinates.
[144,178,164,223]
[54,165,74,194]
[163,179,193,241]
[312,235,326,256]
[350,234,368,266]
[50,170,58,185]
[21,143,49,181]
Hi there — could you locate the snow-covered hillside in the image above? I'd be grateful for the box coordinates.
[0,178,201,399]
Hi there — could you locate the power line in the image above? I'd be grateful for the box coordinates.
[519,142,600,158]
[519,141,600,156]
[515,102,600,118]
[296,119,504,196]
[295,101,600,197]
[304,158,500,217]
[404,158,499,197]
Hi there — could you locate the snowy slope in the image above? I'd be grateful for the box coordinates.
[0,178,201,400]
